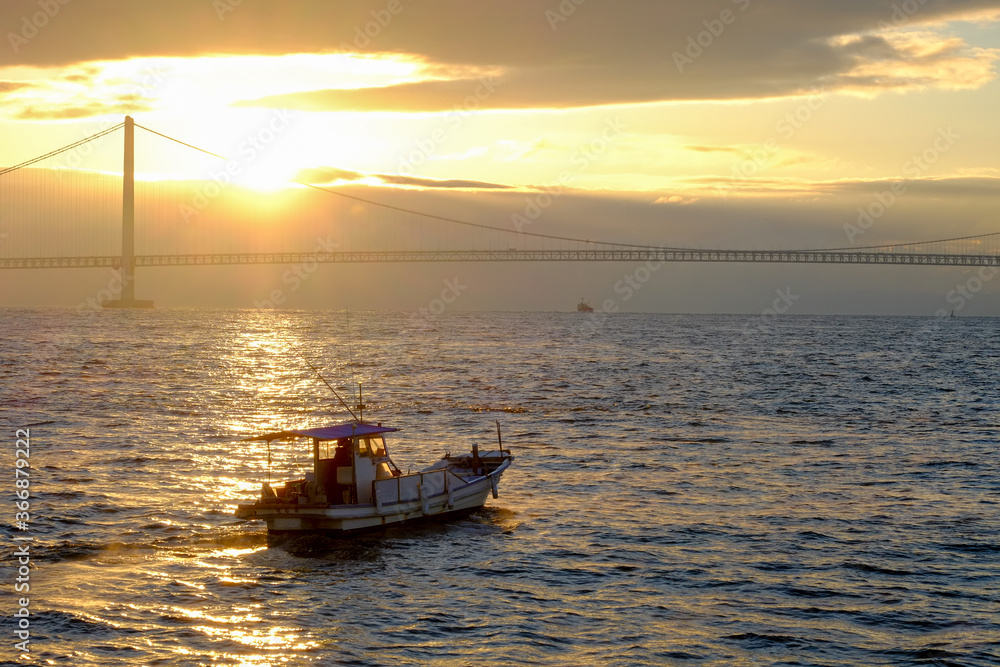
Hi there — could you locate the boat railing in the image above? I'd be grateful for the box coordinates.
[373,468,467,509]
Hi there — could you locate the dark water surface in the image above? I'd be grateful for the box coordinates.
[2,309,998,666]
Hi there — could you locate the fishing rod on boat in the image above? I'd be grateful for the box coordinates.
[342,310,365,421]
[496,419,504,454]
[302,356,360,422]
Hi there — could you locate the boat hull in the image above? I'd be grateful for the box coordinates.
[237,457,511,533]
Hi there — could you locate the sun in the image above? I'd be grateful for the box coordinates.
[229,153,303,193]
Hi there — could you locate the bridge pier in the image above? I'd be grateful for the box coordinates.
[103,115,153,309]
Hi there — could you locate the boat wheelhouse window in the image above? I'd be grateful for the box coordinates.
[318,441,333,459]
[357,436,387,458]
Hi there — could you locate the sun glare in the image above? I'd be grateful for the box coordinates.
[228,155,304,193]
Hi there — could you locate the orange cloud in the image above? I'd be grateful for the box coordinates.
[296,166,513,191]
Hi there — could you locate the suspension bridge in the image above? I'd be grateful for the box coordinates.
[1,116,998,307]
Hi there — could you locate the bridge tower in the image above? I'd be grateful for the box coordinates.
[103,115,153,308]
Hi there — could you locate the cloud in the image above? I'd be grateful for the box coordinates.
[653,195,701,205]
[0,61,160,120]
[295,166,513,191]
[2,0,998,111]
[12,99,155,121]
[676,175,1000,200]
[379,174,513,190]
[821,175,1000,198]
[824,32,999,94]
[236,75,504,113]
[235,24,998,111]
[684,145,744,154]
[0,81,30,93]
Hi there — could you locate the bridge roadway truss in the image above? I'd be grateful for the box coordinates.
[3,248,1000,269]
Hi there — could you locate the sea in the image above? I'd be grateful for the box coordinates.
[1,309,998,667]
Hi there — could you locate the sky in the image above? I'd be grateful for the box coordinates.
[1,0,999,314]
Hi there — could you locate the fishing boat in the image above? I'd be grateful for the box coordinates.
[577,298,594,312]
[235,421,513,533]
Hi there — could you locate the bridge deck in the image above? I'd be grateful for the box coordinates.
[2,249,999,269]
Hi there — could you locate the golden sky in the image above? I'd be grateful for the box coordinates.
[2,0,999,312]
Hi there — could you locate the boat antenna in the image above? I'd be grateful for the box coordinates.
[302,356,359,421]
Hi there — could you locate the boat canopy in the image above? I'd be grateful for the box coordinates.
[245,422,399,442]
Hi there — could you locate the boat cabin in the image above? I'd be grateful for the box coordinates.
[248,422,401,506]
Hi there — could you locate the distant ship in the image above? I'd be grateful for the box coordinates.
[577,299,594,312]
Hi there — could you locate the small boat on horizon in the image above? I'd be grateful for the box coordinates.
[577,299,594,312]
[235,421,513,533]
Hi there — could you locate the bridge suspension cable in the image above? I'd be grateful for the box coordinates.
[0,123,125,177]
[297,182,673,251]
[133,123,229,161]
[814,230,1000,252]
